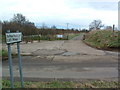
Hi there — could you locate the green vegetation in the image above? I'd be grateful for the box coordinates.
[23,35,68,42]
[2,35,5,43]
[23,33,80,43]
[83,30,120,49]
[0,80,2,89]
[2,49,17,61]
[1,49,8,61]
[1,49,8,57]
[67,33,80,39]
[2,79,119,88]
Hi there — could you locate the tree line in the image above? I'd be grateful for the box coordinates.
[2,13,114,36]
[2,13,80,36]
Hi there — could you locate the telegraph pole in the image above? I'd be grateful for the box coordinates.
[66,23,69,30]
[113,24,115,32]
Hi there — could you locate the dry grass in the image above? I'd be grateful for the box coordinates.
[84,30,120,49]
[2,80,119,88]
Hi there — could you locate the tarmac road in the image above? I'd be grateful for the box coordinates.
[2,34,119,81]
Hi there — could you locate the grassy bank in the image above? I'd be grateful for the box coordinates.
[2,79,119,88]
[83,30,120,50]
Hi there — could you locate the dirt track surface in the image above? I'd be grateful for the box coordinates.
[2,34,119,81]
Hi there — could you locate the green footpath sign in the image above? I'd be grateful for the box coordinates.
[6,32,22,44]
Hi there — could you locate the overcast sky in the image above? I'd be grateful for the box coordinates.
[0,0,119,29]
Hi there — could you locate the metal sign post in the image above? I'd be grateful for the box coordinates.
[17,42,24,87]
[6,30,24,88]
[7,43,14,88]
[16,31,24,88]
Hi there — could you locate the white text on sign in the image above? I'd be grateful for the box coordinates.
[6,33,22,44]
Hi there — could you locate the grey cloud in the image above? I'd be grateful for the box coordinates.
[88,2,118,11]
[67,1,118,11]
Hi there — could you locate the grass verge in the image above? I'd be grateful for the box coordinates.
[2,79,119,88]
[1,49,8,57]
[2,49,17,61]
[83,30,120,50]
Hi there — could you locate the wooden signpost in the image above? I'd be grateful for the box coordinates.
[6,30,24,88]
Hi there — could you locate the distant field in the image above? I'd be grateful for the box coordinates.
[22,33,80,42]
[67,33,81,39]
[83,30,120,50]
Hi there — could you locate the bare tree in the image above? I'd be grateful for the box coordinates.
[11,13,27,24]
[89,20,104,30]
[2,13,37,36]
